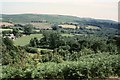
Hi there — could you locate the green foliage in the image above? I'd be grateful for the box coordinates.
[2,14,81,23]
[1,43,30,65]
[14,34,43,46]
[29,37,39,47]
[39,31,65,49]
[51,24,61,30]
[2,37,14,49]
[1,14,119,80]
[25,47,38,53]
[41,50,49,54]
[12,28,20,38]
[23,24,33,35]
[1,54,120,79]
[0,38,28,66]
[2,30,12,37]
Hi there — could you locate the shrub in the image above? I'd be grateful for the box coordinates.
[2,54,120,79]
[25,47,38,53]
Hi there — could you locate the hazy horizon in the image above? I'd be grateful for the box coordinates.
[1,0,119,21]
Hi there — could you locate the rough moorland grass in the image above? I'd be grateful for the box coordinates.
[14,34,43,46]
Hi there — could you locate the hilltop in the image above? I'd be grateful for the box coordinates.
[1,14,118,29]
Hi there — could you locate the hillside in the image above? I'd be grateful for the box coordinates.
[1,14,118,28]
[1,14,80,23]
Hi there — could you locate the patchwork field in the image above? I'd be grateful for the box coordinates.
[86,26,100,29]
[59,24,76,29]
[31,23,51,29]
[0,22,14,26]
[2,14,119,79]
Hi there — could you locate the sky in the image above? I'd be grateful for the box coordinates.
[1,0,119,21]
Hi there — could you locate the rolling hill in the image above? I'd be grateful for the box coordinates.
[1,14,118,29]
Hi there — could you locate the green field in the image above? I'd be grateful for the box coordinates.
[0,29,13,31]
[37,48,53,52]
[14,34,43,46]
[14,33,74,46]
[31,23,51,29]
[61,33,74,37]
[86,25,100,29]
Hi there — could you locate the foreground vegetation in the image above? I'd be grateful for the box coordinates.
[1,14,119,79]
[2,53,120,79]
[1,30,119,79]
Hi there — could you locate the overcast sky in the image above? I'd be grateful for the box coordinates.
[1,0,119,21]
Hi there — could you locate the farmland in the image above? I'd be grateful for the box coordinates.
[14,34,43,46]
[0,29,13,31]
[31,23,51,29]
[14,33,74,46]
[85,25,100,29]
[59,24,76,29]
[0,22,14,26]
[1,14,119,79]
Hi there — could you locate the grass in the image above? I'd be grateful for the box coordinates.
[14,34,43,46]
[86,26,100,29]
[37,48,53,52]
[14,33,74,46]
[61,33,74,37]
[31,23,51,27]
[0,29,13,31]
[2,14,80,23]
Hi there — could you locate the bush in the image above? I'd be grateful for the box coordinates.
[2,54,120,79]
[25,47,38,53]
[40,50,49,54]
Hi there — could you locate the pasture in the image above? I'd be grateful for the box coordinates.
[31,23,51,29]
[85,26,100,29]
[14,33,74,46]
[0,29,13,31]
[14,34,43,46]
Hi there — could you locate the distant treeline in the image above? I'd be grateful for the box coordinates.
[75,20,118,29]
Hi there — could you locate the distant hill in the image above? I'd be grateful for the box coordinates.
[1,14,81,23]
[1,14,118,29]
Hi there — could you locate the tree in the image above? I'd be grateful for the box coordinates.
[2,37,14,49]
[3,37,13,46]
[12,28,19,37]
[49,32,62,49]
[75,24,78,30]
[24,24,33,35]
[70,41,81,52]
[29,37,39,47]
[40,31,64,49]
[2,31,12,37]
[51,24,60,30]
[40,31,51,47]
[91,41,105,52]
